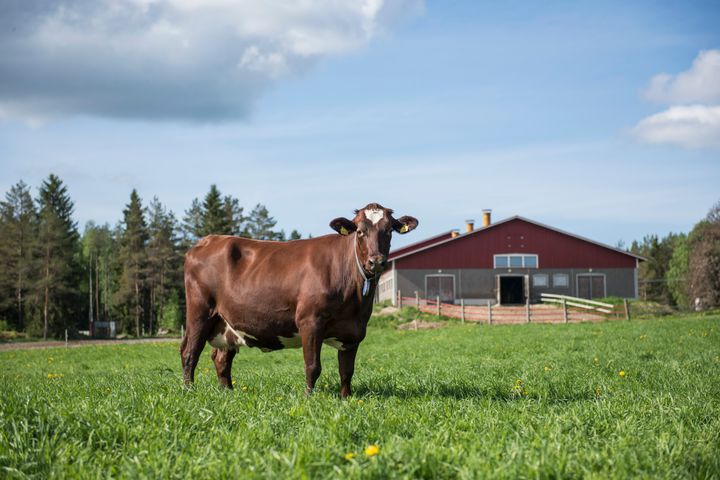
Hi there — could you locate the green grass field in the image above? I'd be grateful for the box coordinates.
[1,312,719,479]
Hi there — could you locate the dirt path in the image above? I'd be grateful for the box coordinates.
[0,337,180,351]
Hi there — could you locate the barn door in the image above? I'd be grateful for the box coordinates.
[426,275,455,303]
[578,275,606,299]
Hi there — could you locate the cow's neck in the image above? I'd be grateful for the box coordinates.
[340,234,376,303]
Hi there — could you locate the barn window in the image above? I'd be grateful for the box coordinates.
[533,274,548,287]
[553,273,569,287]
[494,254,539,268]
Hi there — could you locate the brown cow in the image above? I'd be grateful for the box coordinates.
[180,203,418,397]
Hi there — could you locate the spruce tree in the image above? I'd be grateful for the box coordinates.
[146,197,182,334]
[245,203,283,240]
[0,181,39,331]
[183,185,245,241]
[35,174,82,339]
[116,190,149,336]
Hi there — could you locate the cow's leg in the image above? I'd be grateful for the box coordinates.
[211,347,236,389]
[300,328,323,395]
[338,345,359,399]
[181,281,214,386]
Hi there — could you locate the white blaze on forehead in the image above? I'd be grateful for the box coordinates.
[364,209,384,225]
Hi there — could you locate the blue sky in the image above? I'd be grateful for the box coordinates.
[1,0,719,249]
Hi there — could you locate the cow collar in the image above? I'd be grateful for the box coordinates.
[353,233,376,297]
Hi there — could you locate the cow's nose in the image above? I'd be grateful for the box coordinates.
[367,255,386,272]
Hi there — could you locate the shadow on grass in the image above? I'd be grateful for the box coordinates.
[350,380,596,403]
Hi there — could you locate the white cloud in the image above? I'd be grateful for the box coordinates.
[0,0,421,122]
[643,49,720,104]
[633,105,720,149]
[634,49,720,150]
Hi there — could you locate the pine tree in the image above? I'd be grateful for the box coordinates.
[35,174,82,339]
[245,203,283,240]
[146,197,182,334]
[289,229,302,240]
[0,181,39,331]
[116,190,149,336]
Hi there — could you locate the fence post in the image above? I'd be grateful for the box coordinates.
[65,329,68,348]
[460,298,465,324]
[562,298,568,323]
[436,296,441,317]
[624,299,630,321]
[526,297,531,323]
[415,291,419,308]
[487,302,493,325]
[398,290,402,309]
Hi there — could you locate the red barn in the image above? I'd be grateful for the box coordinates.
[378,211,643,305]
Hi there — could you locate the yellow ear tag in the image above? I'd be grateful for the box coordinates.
[400,224,409,233]
[340,226,349,235]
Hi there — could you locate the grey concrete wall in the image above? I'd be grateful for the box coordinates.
[394,268,637,302]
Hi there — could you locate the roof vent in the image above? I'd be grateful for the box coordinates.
[465,220,474,233]
[482,209,492,227]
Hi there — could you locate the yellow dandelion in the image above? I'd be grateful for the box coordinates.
[639,335,646,340]
[619,370,626,377]
[357,399,364,405]
[124,363,129,369]
[242,386,248,391]
[544,366,552,372]
[232,379,236,385]
[364,445,379,457]
[344,452,356,461]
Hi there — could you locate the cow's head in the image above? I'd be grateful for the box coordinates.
[330,203,418,275]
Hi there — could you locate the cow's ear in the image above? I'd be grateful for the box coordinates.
[330,217,357,235]
[392,216,418,234]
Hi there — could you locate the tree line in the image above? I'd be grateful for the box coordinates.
[1,175,718,339]
[0,175,302,339]
[630,200,720,310]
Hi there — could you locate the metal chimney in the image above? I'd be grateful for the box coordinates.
[465,220,475,233]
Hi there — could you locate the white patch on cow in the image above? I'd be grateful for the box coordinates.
[364,208,384,225]
[278,333,302,349]
[208,321,257,350]
[323,337,346,351]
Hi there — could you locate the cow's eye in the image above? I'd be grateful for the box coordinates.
[357,231,364,237]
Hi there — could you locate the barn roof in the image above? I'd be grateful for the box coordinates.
[389,215,645,262]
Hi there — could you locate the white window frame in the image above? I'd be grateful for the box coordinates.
[552,273,569,288]
[532,274,549,287]
[493,254,539,269]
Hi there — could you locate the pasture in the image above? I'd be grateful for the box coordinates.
[1,312,719,479]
